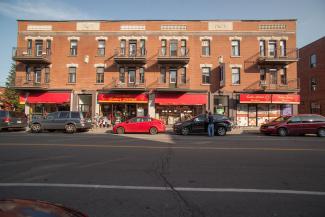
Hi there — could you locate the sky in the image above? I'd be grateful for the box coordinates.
[0,0,324,86]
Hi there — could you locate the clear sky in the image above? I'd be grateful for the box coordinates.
[0,0,324,86]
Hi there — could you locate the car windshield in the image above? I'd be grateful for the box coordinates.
[271,116,291,122]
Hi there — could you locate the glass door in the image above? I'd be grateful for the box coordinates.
[170,69,177,84]
[170,40,178,57]
[129,40,137,56]
[280,40,286,57]
[128,69,135,84]
[269,69,278,85]
[35,40,43,56]
[268,40,276,57]
[34,68,41,84]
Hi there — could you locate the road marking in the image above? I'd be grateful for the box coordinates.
[0,143,324,152]
[0,183,324,196]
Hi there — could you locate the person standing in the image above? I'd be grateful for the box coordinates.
[208,112,214,137]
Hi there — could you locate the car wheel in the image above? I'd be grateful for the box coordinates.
[149,127,158,135]
[216,127,226,136]
[65,124,76,134]
[277,128,288,136]
[181,127,189,136]
[317,128,325,137]
[116,127,125,134]
[31,124,42,133]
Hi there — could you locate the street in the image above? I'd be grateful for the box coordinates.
[0,131,325,217]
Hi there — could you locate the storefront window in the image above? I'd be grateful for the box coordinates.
[214,96,228,116]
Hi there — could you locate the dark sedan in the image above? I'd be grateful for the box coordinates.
[173,114,232,136]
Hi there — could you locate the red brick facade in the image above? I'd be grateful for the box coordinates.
[13,20,299,126]
[298,37,325,116]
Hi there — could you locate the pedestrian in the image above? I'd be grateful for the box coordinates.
[103,115,109,128]
[94,113,99,128]
[207,112,214,137]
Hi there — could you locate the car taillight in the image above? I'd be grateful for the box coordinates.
[3,117,11,123]
[80,118,85,124]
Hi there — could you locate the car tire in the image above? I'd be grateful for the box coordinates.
[116,127,125,134]
[31,124,42,133]
[216,126,226,136]
[277,128,288,137]
[181,127,189,136]
[149,127,158,135]
[65,124,76,134]
[317,128,325,137]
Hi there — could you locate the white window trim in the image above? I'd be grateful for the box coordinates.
[229,64,242,68]
[67,36,80,41]
[229,36,242,41]
[158,36,189,41]
[118,36,148,41]
[94,63,106,68]
[200,64,213,68]
[66,63,79,68]
[95,36,108,41]
[25,36,53,41]
[200,36,213,41]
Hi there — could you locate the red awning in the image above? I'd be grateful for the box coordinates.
[98,93,148,103]
[272,94,300,104]
[155,93,207,105]
[20,92,71,104]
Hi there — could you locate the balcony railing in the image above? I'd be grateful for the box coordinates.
[244,78,300,92]
[114,48,147,64]
[14,77,49,89]
[103,77,146,90]
[157,48,190,64]
[256,48,299,65]
[12,47,52,64]
[154,78,190,90]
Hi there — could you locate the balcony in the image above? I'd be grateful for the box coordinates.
[154,78,190,92]
[114,48,147,64]
[157,48,190,65]
[244,79,300,93]
[256,48,299,65]
[13,77,49,90]
[103,77,146,91]
[12,47,51,64]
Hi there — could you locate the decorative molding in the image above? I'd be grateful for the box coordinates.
[208,22,233,31]
[200,64,213,68]
[120,25,146,31]
[66,63,79,68]
[27,25,52,31]
[24,36,53,41]
[158,36,189,41]
[95,36,108,41]
[229,36,242,41]
[200,36,213,41]
[118,36,148,40]
[229,64,242,68]
[161,25,187,31]
[67,36,80,41]
[257,36,288,41]
[94,63,106,68]
[77,22,100,31]
[259,24,286,30]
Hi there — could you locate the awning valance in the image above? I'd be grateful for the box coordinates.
[155,93,207,105]
[19,92,71,104]
[98,93,148,103]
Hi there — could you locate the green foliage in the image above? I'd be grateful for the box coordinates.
[2,63,24,111]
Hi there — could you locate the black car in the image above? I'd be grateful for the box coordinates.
[0,110,28,131]
[173,114,232,136]
[30,111,92,133]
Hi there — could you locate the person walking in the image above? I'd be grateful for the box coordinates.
[207,112,214,137]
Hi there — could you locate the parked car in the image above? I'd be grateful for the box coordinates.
[30,111,92,133]
[173,114,232,136]
[260,114,325,137]
[113,116,166,134]
[0,110,27,131]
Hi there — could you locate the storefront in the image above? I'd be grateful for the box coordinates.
[154,93,207,125]
[19,92,71,118]
[236,94,300,126]
[97,93,148,123]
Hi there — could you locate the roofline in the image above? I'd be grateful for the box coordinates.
[299,36,325,50]
[16,19,297,22]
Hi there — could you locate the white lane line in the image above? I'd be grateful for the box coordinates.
[0,183,324,196]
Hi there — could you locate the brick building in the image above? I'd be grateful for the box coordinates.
[13,19,299,126]
[298,36,325,116]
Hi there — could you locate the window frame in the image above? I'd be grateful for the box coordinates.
[68,67,77,83]
[201,67,211,84]
[231,40,240,56]
[169,69,177,84]
[97,40,106,56]
[70,40,78,56]
[310,54,317,68]
[96,67,105,83]
[119,67,125,84]
[231,67,240,85]
[201,39,210,56]
[44,67,50,83]
[139,67,145,84]
[26,66,32,81]
[160,67,166,83]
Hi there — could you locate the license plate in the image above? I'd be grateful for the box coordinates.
[17,121,22,124]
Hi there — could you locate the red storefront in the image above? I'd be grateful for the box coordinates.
[154,93,207,125]
[19,92,71,116]
[237,94,300,126]
[98,93,148,122]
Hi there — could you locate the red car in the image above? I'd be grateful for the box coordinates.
[113,116,166,134]
[260,114,325,137]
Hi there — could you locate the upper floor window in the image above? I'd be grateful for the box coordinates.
[260,68,266,82]
[34,68,41,83]
[70,40,78,56]
[68,67,76,83]
[311,77,317,91]
[259,40,265,56]
[202,67,210,84]
[231,40,240,56]
[26,66,31,81]
[119,67,125,83]
[35,40,43,57]
[180,67,186,84]
[280,40,286,56]
[140,39,146,56]
[170,69,177,83]
[139,67,145,84]
[160,67,166,83]
[201,40,210,56]
[27,39,32,55]
[97,40,105,56]
[96,67,104,83]
[180,40,187,56]
[170,40,178,56]
[44,67,50,83]
[231,67,240,85]
[280,68,287,85]
[120,40,126,56]
[268,40,276,57]
[46,40,51,55]
[128,68,136,83]
[161,39,167,56]
[220,65,225,85]
[310,54,317,68]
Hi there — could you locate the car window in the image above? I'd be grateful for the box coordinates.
[47,112,59,119]
[143,117,151,122]
[288,116,301,123]
[300,116,313,123]
[58,112,69,119]
[70,112,80,119]
[0,111,6,117]
[272,116,290,122]
[194,115,206,122]
[128,118,137,123]
[310,115,325,123]
[213,115,227,121]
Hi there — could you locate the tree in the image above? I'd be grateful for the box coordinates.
[3,62,24,111]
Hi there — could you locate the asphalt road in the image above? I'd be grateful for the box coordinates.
[0,131,325,217]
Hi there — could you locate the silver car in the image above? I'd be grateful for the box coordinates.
[0,110,27,131]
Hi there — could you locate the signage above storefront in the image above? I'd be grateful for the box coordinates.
[271,94,300,104]
[155,93,207,105]
[239,94,271,103]
[97,93,148,103]
[240,94,300,104]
